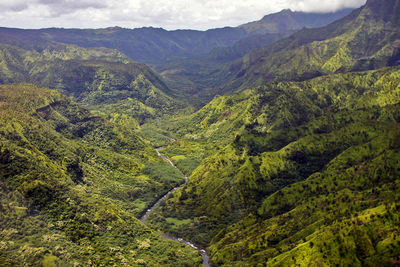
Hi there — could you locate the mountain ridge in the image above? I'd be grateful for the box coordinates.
[218,0,400,94]
[0,42,183,123]
[239,8,354,35]
[0,8,354,65]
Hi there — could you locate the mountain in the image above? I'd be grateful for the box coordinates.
[0,84,202,266]
[0,8,353,67]
[208,33,286,62]
[154,8,354,99]
[0,8,354,105]
[0,26,248,65]
[0,42,183,122]
[240,8,354,35]
[207,8,354,62]
[221,0,400,93]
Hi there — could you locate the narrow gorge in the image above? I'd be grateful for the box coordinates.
[140,147,211,267]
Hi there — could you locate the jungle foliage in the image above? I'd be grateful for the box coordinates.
[0,84,202,266]
[147,66,400,266]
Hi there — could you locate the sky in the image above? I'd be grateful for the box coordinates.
[0,0,367,30]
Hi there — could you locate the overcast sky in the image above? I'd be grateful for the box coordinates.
[0,0,367,30]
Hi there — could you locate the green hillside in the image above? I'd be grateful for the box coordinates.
[0,84,202,266]
[0,43,183,122]
[222,0,400,93]
[147,66,400,265]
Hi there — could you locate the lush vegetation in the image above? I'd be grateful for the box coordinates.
[220,0,400,94]
[147,66,400,265]
[0,0,400,266]
[0,42,184,123]
[156,9,352,101]
[0,84,202,266]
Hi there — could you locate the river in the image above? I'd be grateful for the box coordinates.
[140,147,211,267]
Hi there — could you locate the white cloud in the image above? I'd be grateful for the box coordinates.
[285,0,367,12]
[0,0,29,11]
[0,0,367,30]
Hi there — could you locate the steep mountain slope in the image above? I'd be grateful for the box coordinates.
[223,0,400,93]
[207,8,354,62]
[154,9,354,99]
[147,66,400,265]
[0,84,202,266]
[0,43,182,122]
[240,8,354,35]
[208,33,286,62]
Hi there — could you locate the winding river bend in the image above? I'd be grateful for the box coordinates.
[140,148,211,267]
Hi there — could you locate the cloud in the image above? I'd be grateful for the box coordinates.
[285,0,367,12]
[0,0,29,11]
[36,0,109,17]
[0,0,367,30]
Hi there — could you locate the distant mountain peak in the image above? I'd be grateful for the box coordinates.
[240,8,354,35]
[278,8,293,14]
[260,9,293,19]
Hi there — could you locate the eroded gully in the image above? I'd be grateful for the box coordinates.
[140,147,211,267]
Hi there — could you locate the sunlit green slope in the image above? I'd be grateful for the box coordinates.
[0,84,201,266]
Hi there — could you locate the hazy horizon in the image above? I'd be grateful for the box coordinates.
[0,0,366,31]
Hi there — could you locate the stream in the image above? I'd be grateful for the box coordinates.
[140,147,211,267]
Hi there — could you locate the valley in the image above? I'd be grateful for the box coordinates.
[1,0,400,266]
[140,146,210,267]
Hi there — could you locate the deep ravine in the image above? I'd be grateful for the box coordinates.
[140,147,211,267]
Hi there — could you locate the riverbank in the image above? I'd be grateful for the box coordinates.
[140,147,211,267]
